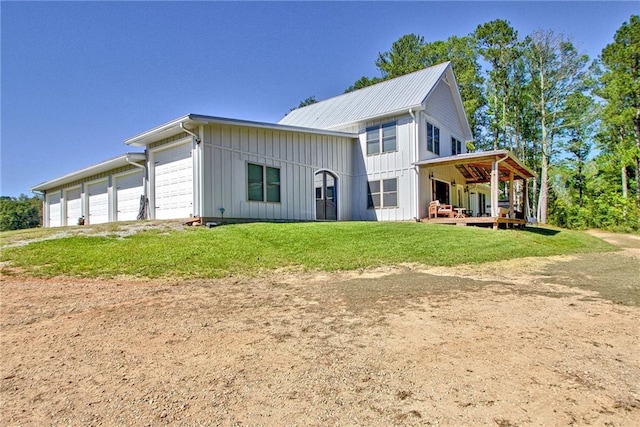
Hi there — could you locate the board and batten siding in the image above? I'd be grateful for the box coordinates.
[200,124,355,221]
[351,114,419,221]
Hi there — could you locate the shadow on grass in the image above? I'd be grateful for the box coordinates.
[521,226,561,236]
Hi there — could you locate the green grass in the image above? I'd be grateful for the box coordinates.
[0,222,615,279]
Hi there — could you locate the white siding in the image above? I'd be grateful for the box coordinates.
[351,114,417,221]
[64,186,82,226]
[201,124,354,221]
[47,192,62,228]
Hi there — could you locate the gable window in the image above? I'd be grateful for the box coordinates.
[452,137,463,155]
[366,122,397,155]
[248,163,280,203]
[427,122,440,155]
[367,178,398,209]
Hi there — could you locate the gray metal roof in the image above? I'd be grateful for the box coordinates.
[279,62,451,130]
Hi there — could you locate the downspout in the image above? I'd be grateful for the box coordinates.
[409,108,420,221]
[491,153,510,217]
[180,121,202,218]
[126,153,148,220]
[180,122,201,144]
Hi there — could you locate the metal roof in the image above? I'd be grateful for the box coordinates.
[31,153,146,192]
[124,114,358,147]
[279,62,451,130]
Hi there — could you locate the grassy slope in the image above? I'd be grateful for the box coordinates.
[0,222,615,279]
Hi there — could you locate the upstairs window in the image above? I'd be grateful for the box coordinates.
[248,163,280,203]
[367,178,398,209]
[366,122,397,155]
[452,137,463,155]
[427,122,440,155]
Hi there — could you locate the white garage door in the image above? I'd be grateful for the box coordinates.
[65,187,82,226]
[87,180,109,224]
[47,192,62,228]
[154,143,193,219]
[115,171,144,222]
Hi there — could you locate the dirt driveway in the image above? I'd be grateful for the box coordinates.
[1,231,639,426]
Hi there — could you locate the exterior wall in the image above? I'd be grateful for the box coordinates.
[40,163,144,227]
[349,113,418,221]
[200,124,355,221]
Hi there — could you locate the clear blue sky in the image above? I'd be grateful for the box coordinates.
[1,1,637,197]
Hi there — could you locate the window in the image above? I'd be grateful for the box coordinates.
[366,122,397,155]
[427,122,440,155]
[367,178,398,208]
[452,137,463,155]
[247,163,280,202]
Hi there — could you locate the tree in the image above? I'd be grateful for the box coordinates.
[375,33,428,78]
[0,194,42,231]
[599,15,640,206]
[287,96,318,114]
[525,30,589,224]
[474,20,521,150]
[344,76,383,93]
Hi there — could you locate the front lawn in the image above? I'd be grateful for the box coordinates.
[0,221,615,279]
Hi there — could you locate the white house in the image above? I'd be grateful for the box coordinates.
[32,62,534,228]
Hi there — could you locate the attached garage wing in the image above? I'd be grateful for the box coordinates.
[65,187,82,226]
[47,192,62,227]
[115,171,144,222]
[153,143,193,220]
[87,179,109,224]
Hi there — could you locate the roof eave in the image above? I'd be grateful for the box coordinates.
[31,153,146,192]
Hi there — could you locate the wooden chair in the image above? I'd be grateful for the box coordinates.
[429,201,455,219]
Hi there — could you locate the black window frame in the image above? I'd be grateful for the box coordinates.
[452,137,463,155]
[426,121,440,155]
[247,163,281,203]
[367,178,398,209]
[366,121,397,156]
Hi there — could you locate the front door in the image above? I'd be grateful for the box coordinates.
[315,171,337,220]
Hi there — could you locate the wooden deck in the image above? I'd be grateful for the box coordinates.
[421,216,527,230]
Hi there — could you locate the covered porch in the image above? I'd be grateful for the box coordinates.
[413,150,536,229]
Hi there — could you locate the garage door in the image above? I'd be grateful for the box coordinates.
[65,187,82,226]
[154,143,193,219]
[47,192,62,228]
[115,171,144,221]
[87,180,109,224]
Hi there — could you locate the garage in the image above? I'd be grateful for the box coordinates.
[87,179,109,224]
[153,143,193,220]
[115,170,144,222]
[64,187,82,226]
[47,192,62,227]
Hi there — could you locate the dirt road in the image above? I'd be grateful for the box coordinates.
[1,231,639,425]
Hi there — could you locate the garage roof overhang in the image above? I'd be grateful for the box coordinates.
[413,150,536,183]
[124,113,359,147]
[31,153,146,192]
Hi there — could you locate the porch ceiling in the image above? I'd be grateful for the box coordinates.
[413,150,536,184]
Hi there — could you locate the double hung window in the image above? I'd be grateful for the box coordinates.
[452,137,463,155]
[366,122,397,155]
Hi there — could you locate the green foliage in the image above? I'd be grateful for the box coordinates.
[0,222,613,279]
[0,195,42,231]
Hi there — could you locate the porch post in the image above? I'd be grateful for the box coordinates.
[491,159,499,217]
[523,178,529,219]
[509,171,515,218]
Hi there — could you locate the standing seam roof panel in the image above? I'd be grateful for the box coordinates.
[279,62,450,130]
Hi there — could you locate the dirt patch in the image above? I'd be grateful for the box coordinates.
[1,235,639,425]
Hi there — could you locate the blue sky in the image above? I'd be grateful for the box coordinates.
[1,1,637,197]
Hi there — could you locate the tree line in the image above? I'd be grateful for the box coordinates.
[0,195,42,231]
[324,16,639,231]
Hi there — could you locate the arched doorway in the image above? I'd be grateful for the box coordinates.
[315,171,337,220]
